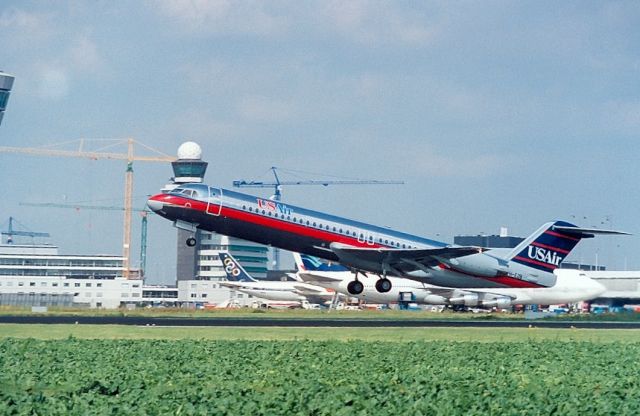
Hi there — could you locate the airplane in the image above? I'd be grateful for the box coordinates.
[293,253,606,309]
[147,183,628,295]
[217,252,334,305]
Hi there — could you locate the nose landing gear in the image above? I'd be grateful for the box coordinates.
[186,237,197,247]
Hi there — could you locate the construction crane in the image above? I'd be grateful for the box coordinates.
[1,216,50,244]
[0,138,174,278]
[19,202,151,277]
[233,166,404,269]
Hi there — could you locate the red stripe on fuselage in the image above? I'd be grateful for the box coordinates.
[544,230,580,241]
[513,255,557,271]
[159,194,386,249]
[530,242,570,254]
[447,266,545,288]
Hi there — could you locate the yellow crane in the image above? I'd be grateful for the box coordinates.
[0,138,174,278]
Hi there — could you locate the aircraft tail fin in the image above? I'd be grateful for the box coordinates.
[507,221,589,272]
[219,252,257,282]
[292,252,349,272]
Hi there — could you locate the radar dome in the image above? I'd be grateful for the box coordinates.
[177,141,202,160]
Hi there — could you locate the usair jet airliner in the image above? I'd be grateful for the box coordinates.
[147,183,628,295]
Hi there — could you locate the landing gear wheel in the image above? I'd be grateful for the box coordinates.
[375,278,392,293]
[347,280,364,295]
[186,237,197,247]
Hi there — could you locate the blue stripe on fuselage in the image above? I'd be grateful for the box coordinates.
[172,184,448,249]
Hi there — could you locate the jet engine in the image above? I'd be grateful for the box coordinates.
[447,255,503,277]
[422,294,447,305]
[482,297,512,309]
[449,294,479,306]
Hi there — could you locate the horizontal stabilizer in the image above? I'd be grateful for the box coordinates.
[552,225,631,236]
[292,284,326,293]
[297,272,343,283]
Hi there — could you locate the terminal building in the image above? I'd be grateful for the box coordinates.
[0,72,15,126]
[0,243,143,308]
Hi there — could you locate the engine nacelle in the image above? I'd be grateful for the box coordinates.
[422,294,447,305]
[449,294,479,306]
[482,297,512,309]
[448,254,501,277]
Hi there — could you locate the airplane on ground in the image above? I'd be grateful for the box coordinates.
[292,253,606,308]
[147,183,628,295]
[217,252,334,305]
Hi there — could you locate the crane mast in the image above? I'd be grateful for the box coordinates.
[1,138,174,278]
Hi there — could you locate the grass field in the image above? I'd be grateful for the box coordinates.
[1,336,639,414]
[2,323,640,342]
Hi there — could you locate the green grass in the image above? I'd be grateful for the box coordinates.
[2,323,640,342]
[2,338,640,414]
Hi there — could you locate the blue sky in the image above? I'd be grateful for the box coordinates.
[1,1,639,284]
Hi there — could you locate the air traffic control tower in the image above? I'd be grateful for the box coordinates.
[162,141,208,192]
[0,72,15,126]
[164,142,209,282]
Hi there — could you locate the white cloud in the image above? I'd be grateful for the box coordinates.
[154,0,286,36]
[320,0,439,46]
[395,143,513,179]
[0,7,54,46]
[603,100,640,132]
[68,36,103,72]
[236,95,294,123]
[36,67,70,100]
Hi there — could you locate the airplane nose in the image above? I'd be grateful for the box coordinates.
[146,197,164,213]
[589,279,606,298]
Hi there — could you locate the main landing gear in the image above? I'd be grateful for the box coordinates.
[347,280,364,295]
[186,237,197,247]
[375,278,392,293]
[346,271,393,295]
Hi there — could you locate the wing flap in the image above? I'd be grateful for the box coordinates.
[329,242,480,273]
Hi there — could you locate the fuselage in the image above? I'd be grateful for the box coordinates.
[300,269,606,306]
[148,183,552,289]
[220,280,332,302]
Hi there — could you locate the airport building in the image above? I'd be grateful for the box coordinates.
[0,243,144,308]
[0,72,14,126]
[0,242,259,309]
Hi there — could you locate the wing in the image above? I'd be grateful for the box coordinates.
[297,272,344,283]
[292,284,327,294]
[329,242,481,275]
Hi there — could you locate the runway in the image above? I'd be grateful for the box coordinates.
[1,315,639,329]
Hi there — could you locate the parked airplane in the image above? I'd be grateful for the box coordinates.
[217,252,334,305]
[147,183,628,294]
[293,253,606,308]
